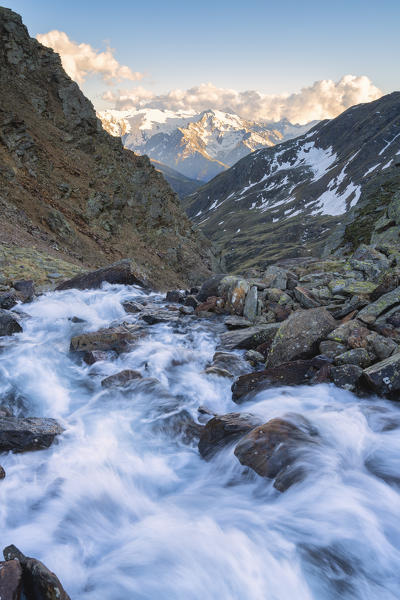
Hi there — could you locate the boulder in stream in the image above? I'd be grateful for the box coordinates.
[198,412,260,459]
[0,417,64,452]
[0,558,22,600]
[101,369,142,388]
[56,259,147,291]
[0,309,22,336]
[70,324,145,353]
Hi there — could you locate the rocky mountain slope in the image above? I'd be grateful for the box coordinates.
[99,107,314,181]
[0,7,215,290]
[184,93,400,272]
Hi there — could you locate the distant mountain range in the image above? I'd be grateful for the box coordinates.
[98,108,315,182]
[183,92,400,272]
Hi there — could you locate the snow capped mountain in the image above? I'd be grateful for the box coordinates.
[98,107,314,181]
[183,92,400,271]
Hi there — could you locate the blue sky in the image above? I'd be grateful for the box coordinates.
[5,0,400,119]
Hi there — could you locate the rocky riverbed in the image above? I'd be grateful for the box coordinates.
[0,255,400,598]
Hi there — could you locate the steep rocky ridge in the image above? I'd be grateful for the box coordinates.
[184,93,400,272]
[0,7,215,290]
[99,107,314,182]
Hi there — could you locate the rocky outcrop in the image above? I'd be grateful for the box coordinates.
[56,260,148,291]
[0,417,63,452]
[0,8,215,290]
[0,309,22,336]
[70,324,145,353]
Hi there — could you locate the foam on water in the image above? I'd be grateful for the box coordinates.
[0,285,400,599]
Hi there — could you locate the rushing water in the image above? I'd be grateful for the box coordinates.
[1,284,400,599]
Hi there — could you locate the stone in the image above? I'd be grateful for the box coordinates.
[386,310,400,328]
[0,466,5,479]
[264,265,287,289]
[220,323,280,351]
[243,286,258,321]
[363,354,400,397]
[334,348,372,368]
[224,315,252,330]
[211,352,249,376]
[122,300,143,313]
[234,416,317,491]
[266,308,336,368]
[70,325,144,353]
[267,302,291,322]
[232,358,327,403]
[265,289,292,305]
[0,405,12,417]
[204,366,234,378]
[330,364,363,392]
[366,332,398,360]
[12,279,34,302]
[198,412,260,459]
[165,290,184,303]
[56,259,147,291]
[0,559,22,600]
[294,286,321,308]
[357,286,400,324]
[328,296,368,319]
[83,350,117,365]
[0,309,22,336]
[101,369,142,388]
[0,292,18,310]
[244,350,264,365]
[179,305,194,315]
[183,295,199,309]
[0,417,63,452]
[219,276,250,315]
[196,274,226,302]
[141,309,179,324]
[3,545,70,600]
[319,340,347,359]
[327,320,368,345]
[195,296,225,314]
[338,281,379,296]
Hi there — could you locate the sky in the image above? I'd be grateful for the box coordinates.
[5,0,400,122]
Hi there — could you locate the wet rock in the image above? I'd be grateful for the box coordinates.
[141,309,180,324]
[357,286,400,324]
[334,348,372,368]
[330,364,363,392]
[70,324,144,353]
[183,295,199,309]
[13,280,34,302]
[363,354,400,397]
[0,466,5,479]
[3,545,70,600]
[0,309,22,336]
[234,416,317,491]
[56,259,147,291]
[294,286,321,308]
[195,296,225,314]
[243,286,258,321]
[204,366,233,378]
[224,315,252,330]
[244,350,264,365]
[0,292,18,310]
[220,323,280,351]
[211,352,249,376]
[179,305,194,315]
[83,350,117,365]
[0,558,22,599]
[198,412,260,459]
[232,359,325,403]
[101,369,142,388]
[266,308,336,368]
[196,274,227,302]
[122,300,143,313]
[165,290,184,303]
[319,340,347,359]
[0,417,63,452]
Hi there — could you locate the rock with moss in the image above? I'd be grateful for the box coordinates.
[363,354,400,397]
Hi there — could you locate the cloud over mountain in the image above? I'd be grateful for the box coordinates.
[105,75,382,124]
[36,30,144,85]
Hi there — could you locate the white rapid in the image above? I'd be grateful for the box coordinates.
[0,284,400,599]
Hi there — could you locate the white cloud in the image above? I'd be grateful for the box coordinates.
[105,75,382,124]
[36,30,144,85]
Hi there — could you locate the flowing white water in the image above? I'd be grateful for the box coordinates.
[1,284,400,599]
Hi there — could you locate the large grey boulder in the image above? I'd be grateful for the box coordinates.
[357,286,400,324]
[56,259,147,291]
[198,413,260,459]
[0,417,63,452]
[266,308,336,368]
[363,354,400,397]
[220,323,280,351]
[0,309,22,336]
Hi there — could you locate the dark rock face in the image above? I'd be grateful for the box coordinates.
[0,292,19,310]
[0,559,22,600]
[12,280,34,301]
[196,275,227,302]
[3,545,70,600]
[101,369,142,388]
[266,308,336,368]
[198,413,260,459]
[0,7,214,291]
[0,465,5,479]
[56,260,147,291]
[83,350,118,365]
[231,358,327,403]
[70,325,144,353]
[363,354,400,397]
[330,364,363,392]
[220,323,280,351]
[0,309,22,336]
[165,290,185,303]
[0,417,63,452]
[234,416,318,491]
